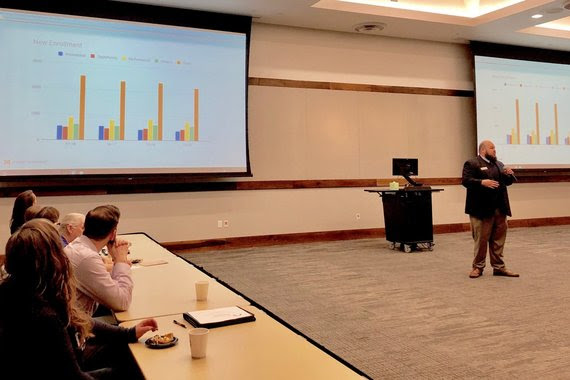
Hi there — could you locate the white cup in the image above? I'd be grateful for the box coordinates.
[188,328,209,359]
[195,280,209,301]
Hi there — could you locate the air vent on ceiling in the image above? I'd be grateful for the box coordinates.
[353,22,387,33]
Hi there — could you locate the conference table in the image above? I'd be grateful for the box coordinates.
[121,307,365,380]
[115,233,248,323]
[116,233,366,379]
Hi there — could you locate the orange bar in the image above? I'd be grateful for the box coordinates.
[79,75,86,139]
[180,130,185,141]
[120,81,126,140]
[158,83,163,141]
[515,99,520,144]
[535,102,540,145]
[194,89,199,141]
[104,128,109,141]
[143,129,148,141]
[554,104,559,145]
[62,127,68,140]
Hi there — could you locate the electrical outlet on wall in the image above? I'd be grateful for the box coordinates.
[356,213,361,220]
[223,220,229,227]
[217,220,223,228]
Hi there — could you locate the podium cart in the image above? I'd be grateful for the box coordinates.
[365,187,443,252]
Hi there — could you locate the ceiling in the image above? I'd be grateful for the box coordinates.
[117,0,570,51]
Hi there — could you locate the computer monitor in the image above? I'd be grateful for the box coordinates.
[392,158,418,176]
[392,158,421,187]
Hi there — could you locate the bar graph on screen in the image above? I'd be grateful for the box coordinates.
[505,100,565,146]
[0,7,248,176]
[52,76,201,142]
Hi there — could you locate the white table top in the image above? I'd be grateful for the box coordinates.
[115,233,248,322]
[121,306,366,380]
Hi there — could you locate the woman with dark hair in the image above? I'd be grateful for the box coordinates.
[9,190,36,234]
[36,205,61,224]
[0,219,157,379]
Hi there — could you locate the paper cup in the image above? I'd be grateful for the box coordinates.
[189,328,209,359]
[195,280,209,301]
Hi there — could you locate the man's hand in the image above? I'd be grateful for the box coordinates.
[503,167,514,176]
[481,179,499,189]
[107,239,130,264]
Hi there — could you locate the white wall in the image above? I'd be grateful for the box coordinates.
[1,23,568,249]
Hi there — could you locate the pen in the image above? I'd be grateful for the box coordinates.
[173,320,186,328]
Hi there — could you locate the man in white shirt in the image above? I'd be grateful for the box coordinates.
[65,205,133,315]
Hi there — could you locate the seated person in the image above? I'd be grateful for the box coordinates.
[9,190,36,234]
[65,205,133,316]
[23,204,42,222]
[58,212,86,247]
[0,218,157,379]
[36,206,60,224]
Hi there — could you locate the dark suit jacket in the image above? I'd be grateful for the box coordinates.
[462,156,513,218]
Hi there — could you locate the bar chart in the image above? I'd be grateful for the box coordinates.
[97,80,126,141]
[545,104,559,145]
[138,83,164,141]
[505,100,563,145]
[174,89,199,142]
[0,7,247,176]
[475,55,570,168]
[56,75,86,140]
[53,77,201,142]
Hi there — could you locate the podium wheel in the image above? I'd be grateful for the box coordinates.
[388,242,395,250]
[404,244,412,253]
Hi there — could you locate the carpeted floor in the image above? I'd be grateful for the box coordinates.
[177,226,570,379]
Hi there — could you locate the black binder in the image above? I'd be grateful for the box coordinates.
[183,306,255,329]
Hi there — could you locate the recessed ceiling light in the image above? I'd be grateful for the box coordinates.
[531,14,543,19]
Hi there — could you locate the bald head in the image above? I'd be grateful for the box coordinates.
[479,140,497,162]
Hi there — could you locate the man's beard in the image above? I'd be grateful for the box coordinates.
[485,154,497,163]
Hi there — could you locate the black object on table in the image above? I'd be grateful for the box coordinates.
[365,187,443,252]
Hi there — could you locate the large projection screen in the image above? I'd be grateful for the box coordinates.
[0,4,250,179]
[473,52,570,169]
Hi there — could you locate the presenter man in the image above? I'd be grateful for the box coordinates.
[462,140,519,279]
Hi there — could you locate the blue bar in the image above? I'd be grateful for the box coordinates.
[98,126,104,140]
[138,130,143,141]
[56,125,63,140]
[175,131,180,141]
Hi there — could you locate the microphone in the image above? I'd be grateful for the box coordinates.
[498,160,517,182]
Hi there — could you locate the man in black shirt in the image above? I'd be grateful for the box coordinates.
[462,140,519,279]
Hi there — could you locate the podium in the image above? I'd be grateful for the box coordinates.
[365,187,443,252]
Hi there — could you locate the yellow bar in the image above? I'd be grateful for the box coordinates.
[109,120,115,140]
[148,120,153,141]
[79,75,86,140]
[68,116,74,140]
[158,83,163,141]
[185,122,190,141]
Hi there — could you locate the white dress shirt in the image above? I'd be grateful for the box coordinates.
[65,235,133,315]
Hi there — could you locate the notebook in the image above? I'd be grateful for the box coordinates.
[183,306,255,328]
